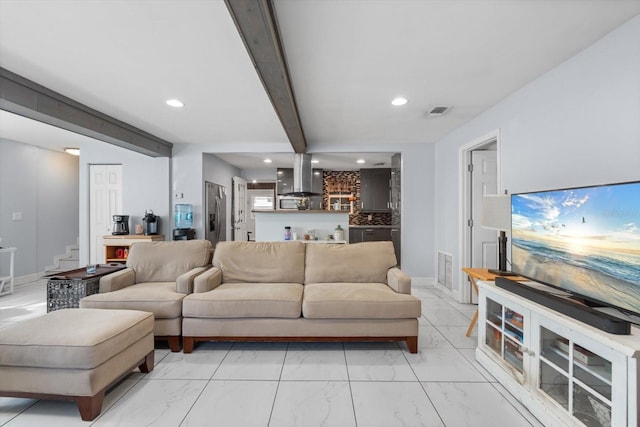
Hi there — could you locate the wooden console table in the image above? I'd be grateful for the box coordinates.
[461,268,526,337]
[103,234,164,263]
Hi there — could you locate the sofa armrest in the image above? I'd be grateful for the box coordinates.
[193,267,223,293]
[99,268,135,293]
[176,266,211,294]
[387,267,411,294]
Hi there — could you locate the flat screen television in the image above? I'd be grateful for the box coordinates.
[511,180,640,318]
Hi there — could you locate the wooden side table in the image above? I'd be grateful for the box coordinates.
[461,268,526,337]
[45,264,126,311]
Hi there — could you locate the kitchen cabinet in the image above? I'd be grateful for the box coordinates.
[276,168,293,195]
[277,168,323,197]
[477,280,639,427]
[360,168,391,212]
[349,227,391,243]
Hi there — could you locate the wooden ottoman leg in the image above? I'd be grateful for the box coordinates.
[76,391,105,421]
[138,350,155,373]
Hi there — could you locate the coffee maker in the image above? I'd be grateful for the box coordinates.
[143,210,159,235]
[112,215,130,235]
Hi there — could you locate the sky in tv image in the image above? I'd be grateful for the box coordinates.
[511,182,640,314]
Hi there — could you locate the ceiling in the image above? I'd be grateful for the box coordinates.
[1,0,639,169]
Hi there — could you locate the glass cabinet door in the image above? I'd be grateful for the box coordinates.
[537,325,614,427]
[484,297,525,374]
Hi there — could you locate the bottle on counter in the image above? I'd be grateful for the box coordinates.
[333,225,345,241]
[284,226,292,241]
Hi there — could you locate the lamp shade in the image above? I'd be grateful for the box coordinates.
[481,194,511,231]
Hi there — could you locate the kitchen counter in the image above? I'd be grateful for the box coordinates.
[253,211,349,242]
[349,225,394,228]
[252,210,346,214]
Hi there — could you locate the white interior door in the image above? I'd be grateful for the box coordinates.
[471,150,499,269]
[89,165,123,263]
[232,176,248,241]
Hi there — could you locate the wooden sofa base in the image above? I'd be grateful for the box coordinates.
[183,336,418,354]
[0,351,154,421]
[156,335,181,352]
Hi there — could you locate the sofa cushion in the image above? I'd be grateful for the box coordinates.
[80,282,185,318]
[183,282,303,319]
[302,283,421,319]
[0,309,153,370]
[304,241,397,284]
[213,241,306,284]
[127,240,212,283]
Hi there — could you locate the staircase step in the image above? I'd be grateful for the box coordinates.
[58,258,80,270]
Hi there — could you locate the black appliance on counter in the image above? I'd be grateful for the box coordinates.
[112,215,129,235]
[173,228,196,240]
[142,210,159,235]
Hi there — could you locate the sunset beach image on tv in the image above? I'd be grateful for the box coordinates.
[511,181,640,315]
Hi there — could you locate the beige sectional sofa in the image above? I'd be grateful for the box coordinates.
[182,241,421,353]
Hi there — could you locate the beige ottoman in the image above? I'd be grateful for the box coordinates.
[0,309,154,421]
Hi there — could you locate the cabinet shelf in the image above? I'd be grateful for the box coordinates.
[103,235,164,264]
[327,194,354,213]
[544,346,612,387]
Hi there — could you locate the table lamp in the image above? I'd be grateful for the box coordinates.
[481,194,515,276]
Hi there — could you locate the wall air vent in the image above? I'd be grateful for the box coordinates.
[426,106,451,117]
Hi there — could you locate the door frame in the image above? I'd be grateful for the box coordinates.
[458,129,502,302]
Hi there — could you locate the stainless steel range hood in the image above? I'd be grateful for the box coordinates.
[288,153,316,196]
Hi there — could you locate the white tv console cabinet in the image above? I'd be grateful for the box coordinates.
[476,280,639,427]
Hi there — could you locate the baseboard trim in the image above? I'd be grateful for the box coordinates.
[411,277,435,289]
[14,273,43,287]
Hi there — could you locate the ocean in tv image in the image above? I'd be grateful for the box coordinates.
[511,181,640,315]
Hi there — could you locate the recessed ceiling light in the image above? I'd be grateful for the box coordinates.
[252,179,257,184]
[64,147,80,156]
[391,97,408,106]
[357,159,366,164]
[166,99,184,108]
[311,159,319,164]
[263,158,272,163]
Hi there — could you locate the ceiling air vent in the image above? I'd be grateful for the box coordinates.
[426,106,451,117]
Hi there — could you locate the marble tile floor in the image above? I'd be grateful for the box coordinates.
[0,279,544,426]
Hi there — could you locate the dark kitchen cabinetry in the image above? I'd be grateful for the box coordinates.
[276,168,293,195]
[277,168,323,196]
[349,227,391,243]
[360,168,391,212]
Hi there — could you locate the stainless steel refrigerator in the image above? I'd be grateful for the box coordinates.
[205,181,227,248]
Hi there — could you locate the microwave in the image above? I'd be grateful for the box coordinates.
[277,196,301,210]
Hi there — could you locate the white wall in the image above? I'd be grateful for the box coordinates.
[241,168,277,182]
[0,139,79,277]
[78,139,170,265]
[433,15,640,298]
[172,142,292,242]
[307,143,436,280]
